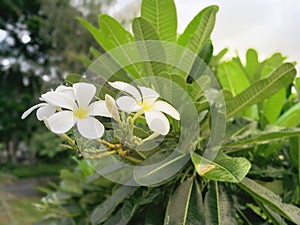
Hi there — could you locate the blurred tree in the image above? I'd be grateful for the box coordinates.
[0,0,115,163]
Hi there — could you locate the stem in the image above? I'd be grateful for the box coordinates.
[124,155,142,164]
[140,132,160,145]
[96,139,116,149]
[132,110,143,122]
[57,134,77,151]
[82,148,109,154]
[83,150,117,160]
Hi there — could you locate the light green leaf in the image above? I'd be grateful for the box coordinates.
[204,181,237,225]
[164,178,204,225]
[178,5,218,54]
[77,17,103,47]
[239,178,300,224]
[91,185,137,225]
[192,153,251,183]
[141,0,177,42]
[262,89,286,124]
[276,102,300,127]
[245,48,259,82]
[217,60,249,96]
[227,63,296,118]
[210,48,228,67]
[98,14,134,50]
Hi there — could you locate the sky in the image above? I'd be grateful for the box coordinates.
[112,0,300,70]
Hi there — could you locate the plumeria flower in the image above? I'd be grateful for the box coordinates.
[41,82,112,139]
[109,81,180,135]
[21,85,74,121]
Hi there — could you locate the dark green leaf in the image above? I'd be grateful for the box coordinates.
[91,185,137,225]
[204,181,237,225]
[239,178,300,224]
[164,178,204,225]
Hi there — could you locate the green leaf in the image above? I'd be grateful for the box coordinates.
[187,42,214,83]
[239,177,300,224]
[77,17,103,47]
[164,178,204,225]
[217,60,249,96]
[192,153,251,183]
[141,0,177,42]
[91,185,137,225]
[60,169,83,195]
[210,48,228,67]
[133,151,189,186]
[65,73,82,86]
[259,203,288,225]
[245,48,259,82]
[224,128,300,149]
[204,181,237,225]
[132,17,166,77]
[227,63,296,118]
[178,5,218,54]
[262,89,286,124]
[98,14,134,50]
[276,102,300,127]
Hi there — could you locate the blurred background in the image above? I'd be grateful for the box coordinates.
[0,0,298,224]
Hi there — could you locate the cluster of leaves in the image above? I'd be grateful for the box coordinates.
[35,0,300,224]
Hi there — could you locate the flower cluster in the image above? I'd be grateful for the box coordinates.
[22,82,180,141]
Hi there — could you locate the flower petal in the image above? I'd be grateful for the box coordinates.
[109,81,141,101]
[77,117,104,139]
[47,111,75,134]
[73,82,96,108]
[36,105,56,121]
[41,92,76,110]
[144,111,170,135]
[21,103,48,119]
[116,96,141,113]
[55,85,74,99]
[88,101,112,117]
[138,86,159,102]
[151,101,180,120]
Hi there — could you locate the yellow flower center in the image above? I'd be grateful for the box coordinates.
[74,107,88,119]
[138,101,152,111]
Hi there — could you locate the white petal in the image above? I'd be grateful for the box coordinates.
[116,96,141,113]
[36,105,56,121]
[138,86,159,101]
[21,103,48,119]
[109,81,141,101]
[41,92,76,110]
[48,111,75,134]
[151,101,180,120]
[77,117,104,139]
[144,111,170,135]
[55,85,74,99]
[73,82,96,108]
[88,101,112,117]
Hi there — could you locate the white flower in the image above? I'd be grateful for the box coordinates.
[109,81,180,135]
[40,82,112,139]
[21,85,74,121]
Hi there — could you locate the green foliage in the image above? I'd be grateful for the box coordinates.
[36,0,300,224]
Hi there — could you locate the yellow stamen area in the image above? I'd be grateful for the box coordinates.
[137,101,152,111]
[74,107,88,119]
